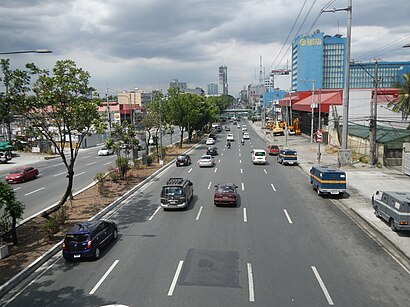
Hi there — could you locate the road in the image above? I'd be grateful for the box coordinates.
[2,122,410,306]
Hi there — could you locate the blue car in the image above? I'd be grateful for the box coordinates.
[62,220,118,261]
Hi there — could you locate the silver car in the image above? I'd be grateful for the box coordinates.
[198,154,215,167]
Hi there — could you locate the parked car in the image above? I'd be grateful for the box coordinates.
[206,138,216,145]
[214,183,238,206]
[267,145,280,155]
[98,147,114,156]
[5,166,39,183]
[176,154,191,167]
[198,154,215,167]
[207,146,218,156]
[62,220,118,261]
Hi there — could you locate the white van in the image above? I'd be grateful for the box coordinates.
[251,149,267,165]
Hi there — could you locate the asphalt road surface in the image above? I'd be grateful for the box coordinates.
[2,123,410,306]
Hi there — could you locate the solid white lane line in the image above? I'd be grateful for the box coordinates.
[24,187,45,196]
[241,168,243,174]
[264,169,267,174]
[89,260,119,295]
[271,184,276,191]
[247,263,255,302]
[168,260,184,296]
[13,187,21,192]
[284,209,293,224]
[218,159,221,163]
[239,159,242,164]
[74,171,85,177]
[207,181,212,189]
[196,206,203,220]
[86,161,96,166]
[311,266,334,305]
[149,207,161,221]
[243,208,248,222]
[214,167,218,173]
[104,161,112,165]
[54,171,66,177]
[241,182,244,191]
[188,168,193,173]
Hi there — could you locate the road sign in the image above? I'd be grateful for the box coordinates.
[316,129,323,143]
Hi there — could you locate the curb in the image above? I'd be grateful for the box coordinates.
[0,141,201,299]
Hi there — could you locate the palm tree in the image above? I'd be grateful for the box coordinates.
[390,73,410,124]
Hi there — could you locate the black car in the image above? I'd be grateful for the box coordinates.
[176,154,191,166]
[207,146,218,156]
[62,220,118,261]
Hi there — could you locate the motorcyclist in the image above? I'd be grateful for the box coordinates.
[241,138,244,145]
[227,140,231,148]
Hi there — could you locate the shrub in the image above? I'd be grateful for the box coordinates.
[115,157,129,179]
[55,206,69,225]
[43,217,60,238]
[146,155,153,166]
[94,172,107,196]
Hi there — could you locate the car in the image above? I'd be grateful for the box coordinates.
[214,183,238,206]
[198,154,215,167]
[237,124,241,128]
[206,138,216,145]
[160,178,194,210]
[225,126,231,131]
[98,147,114,156]
[242,126,247,131]
[243,132,250,140]
[5,166,39,183]
[209,133,217,140]
[251,149,267,165]
[62,220,118,261]
[267,145,280,155]
[277,149,298,165]
[176,154,191,166]
[227,134,234,142]
[207,146,218,156]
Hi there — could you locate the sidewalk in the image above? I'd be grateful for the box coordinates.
[248,120,410,262]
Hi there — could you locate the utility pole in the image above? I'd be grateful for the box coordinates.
[106,84,111,135]
[369,61,378,166]
[310,80,316,143]
[159,94,163,165]
[317,89,322,165]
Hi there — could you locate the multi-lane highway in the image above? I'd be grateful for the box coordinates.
[2,121,410,306]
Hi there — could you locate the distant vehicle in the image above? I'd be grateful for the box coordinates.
[207,146,218,156]
[198,154,215,167]
[216,126,222,132]
[209,133,217,140]
[242,125,247,131]
[62,220,118,261]
[225,126,231,131]
[237,124,241,128]
[267,145,279,155]
[227,134,234,142]
[176,154,191,167]
[277,149,298,165]
[98,147,114,156]
[372,191,410,232]
[206,138,216,145]
[214,183,238,206]
[243,132,250,140]
[251,149,267,165]
[5,166,39,183]
[310,166,347,196]
[160,177,194,210]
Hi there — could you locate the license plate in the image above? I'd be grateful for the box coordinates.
[73,254,81,258]
[330,190,339,194]
[288,161,294,164]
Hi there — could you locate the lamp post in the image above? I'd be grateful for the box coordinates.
[159,96,163,165]
[0,49,52,55]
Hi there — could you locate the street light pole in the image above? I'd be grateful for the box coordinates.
[159,96,163,165]
[310,80,316,143]
[0,49,52,55]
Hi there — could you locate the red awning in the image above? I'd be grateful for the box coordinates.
[292,91,342,113]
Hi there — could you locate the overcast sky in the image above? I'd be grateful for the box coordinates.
[1,0,409,97]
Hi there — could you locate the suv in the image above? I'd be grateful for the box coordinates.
[62,220,118,261]
[176,154,191,167]
[161,178,194,210]
[207,146,218,156]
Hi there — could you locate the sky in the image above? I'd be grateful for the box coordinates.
[1,0,410,98]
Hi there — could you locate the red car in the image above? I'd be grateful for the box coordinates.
[267,144,280,155]
[214,183,238,206]
[5,166,39,183]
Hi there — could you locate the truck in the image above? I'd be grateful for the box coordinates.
[0,141,13,164]
[160,178,194,210]
[310,166,347,196]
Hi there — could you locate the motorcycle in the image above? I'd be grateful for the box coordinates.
[227,142,231,149]
[241,139,244,145]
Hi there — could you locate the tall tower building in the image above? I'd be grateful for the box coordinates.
[218,66,228,95]
[207,82,218,95]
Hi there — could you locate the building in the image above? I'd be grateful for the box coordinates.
[207,82,218,96]
[186,87,205,96]
[169,79,187,91]
[292,31,410,92]
[218,66,228,95]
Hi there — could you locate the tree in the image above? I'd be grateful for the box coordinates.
[389,73,410,125]
[15,60,104,217]
[141,92,162,154]
[0,182,25,245]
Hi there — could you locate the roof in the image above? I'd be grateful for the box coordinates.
[348,124,410,144]
[292,91,343,112]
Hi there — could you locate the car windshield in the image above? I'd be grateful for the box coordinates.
[201,156,211,160]
[177,155,187,160]
[101,147,108,150]
[163,187,183,196]
[217,185,235,193]
[65,234,89,242]
[255,152,265,156]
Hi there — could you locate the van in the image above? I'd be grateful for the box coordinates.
[310,166,346,196]
[160,178,194,210]
[372,191,410,232]
[251,149,266,165]
[277,149,298,165]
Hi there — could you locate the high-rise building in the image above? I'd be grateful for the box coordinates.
[207,82,218,95]
[292,31,410,91]
[218,66,228,95]
[169,79,187,91]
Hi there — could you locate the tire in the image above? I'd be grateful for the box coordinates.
[317,187,321,196]
[374,206,381,218]
[94,247,101,260]
[113,229,118,240]
[390,219,397,232]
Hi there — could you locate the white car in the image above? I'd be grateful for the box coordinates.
[206,138,216,145]
[227,134,234,142]
[251,149,267,165]
[243,132,250,140]
[242,126,247,131]
[198,154,215,167]
[98,147,114,156]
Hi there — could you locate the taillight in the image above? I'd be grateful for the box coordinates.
[87,240,92,249]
